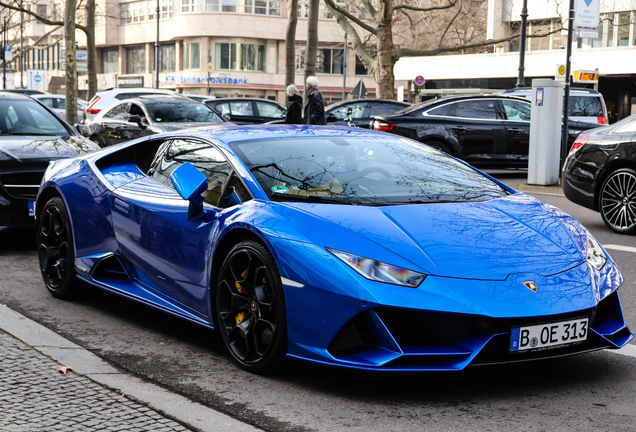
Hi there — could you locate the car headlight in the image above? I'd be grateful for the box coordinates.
[327,248,426,288]
[586,233,606,271]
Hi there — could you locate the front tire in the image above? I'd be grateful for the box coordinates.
[37,197,78,298]
[599,168,636,234]
[215,240,287,373]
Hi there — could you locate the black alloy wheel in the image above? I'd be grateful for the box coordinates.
[216,240,287,373]
[37,197,79,298]
[599,168,636,234]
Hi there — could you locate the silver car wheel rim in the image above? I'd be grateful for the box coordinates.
[601,172,636,230]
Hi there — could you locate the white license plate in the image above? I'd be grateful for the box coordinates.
[510,318,588,352]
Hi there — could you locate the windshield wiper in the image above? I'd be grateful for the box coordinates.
[269,193,346,205]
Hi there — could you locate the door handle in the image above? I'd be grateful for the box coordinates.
[114,198,130,215]
[451,126,466,131]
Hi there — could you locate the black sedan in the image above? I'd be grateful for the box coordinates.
[326,99,410,128]
[0,92,99,227]
[85,96,226,147]
[204,98,286,124]
[562,114,636,234]
[372,95,597,167]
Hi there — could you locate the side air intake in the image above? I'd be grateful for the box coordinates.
[90,254,129,282]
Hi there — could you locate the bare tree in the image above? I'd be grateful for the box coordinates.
[304,0,320,99]
[323,0,565,99]
[64,0,77,124]
[285,0,299,93]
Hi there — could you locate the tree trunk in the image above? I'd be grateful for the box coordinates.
[65,0,77,124]
[285,0,298,96]
[303,0,319,100]
[374,0,396,99]
[86,0,97,100]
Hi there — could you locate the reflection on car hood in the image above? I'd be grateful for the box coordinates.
[0,135,99,162]
[288,193,583,281]
[151,122,227,132]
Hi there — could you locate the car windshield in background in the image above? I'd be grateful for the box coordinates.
[232,136,509,206]
[145,102,223,123]
[0,99,69,136]
[569,96,603,117]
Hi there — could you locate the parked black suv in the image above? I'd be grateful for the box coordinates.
[326,99,410,128]
[204,98,286,124]
[372,95,598,167]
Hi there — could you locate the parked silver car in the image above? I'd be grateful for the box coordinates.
[31,94,87,122]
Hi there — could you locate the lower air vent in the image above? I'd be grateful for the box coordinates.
[328,313,379,355]
[1,172,44,199]
[90,254,129,282]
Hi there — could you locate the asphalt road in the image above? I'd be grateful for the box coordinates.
[1,171,636,432]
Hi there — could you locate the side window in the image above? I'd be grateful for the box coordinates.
[150,139,234,207]
[331,102,367,119]
[427,103,455,117]
[56,98,66,109]
[230,101,253,116]
[255,101,284,118]
[454,100,500,120]
[103,103,129,119]
[215,103,230,115]
[39,98,54,107]
[501,100,531,121]
[128,103,145,118]
[6,105,18,127]
[368,103,404,117]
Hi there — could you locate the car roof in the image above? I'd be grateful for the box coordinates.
[131,95,195,103]
[396,94,529,114]
[504,87,601,96]
[0,91,34,100]
[208,98,284,106]
[328,99,410,108]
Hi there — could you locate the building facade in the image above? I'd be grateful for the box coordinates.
[11,0,378,104]
[395,0,636,122]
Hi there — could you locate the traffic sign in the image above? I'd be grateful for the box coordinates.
[34,74,42,83]
[4,45,11,61]
[207,62,214,72]
[555,64,566,81]
[414,75,425,86]
[573,27,599,39]
[575,0,600,28]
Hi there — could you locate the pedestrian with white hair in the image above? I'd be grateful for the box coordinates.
[303,76,327,125]
[284,84,303,124]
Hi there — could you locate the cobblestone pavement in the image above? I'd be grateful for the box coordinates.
[0,331,191,432]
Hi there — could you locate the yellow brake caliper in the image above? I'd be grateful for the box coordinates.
[235,269,249,338]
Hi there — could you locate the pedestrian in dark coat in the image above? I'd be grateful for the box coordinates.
[303,76,327,125]
[284,84,303,124]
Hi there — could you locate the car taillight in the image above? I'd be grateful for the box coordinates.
[373,121,398,132]
[568,134,588,156]
[598,116,608,124]
[85,97,101,115]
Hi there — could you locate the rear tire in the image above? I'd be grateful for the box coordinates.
[37,197,78,298]
[599,168,636,234]
[215,240,287,374]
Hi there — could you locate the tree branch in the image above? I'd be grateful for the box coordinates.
[323,0,377,35]
[394,0,457,12]
[330,5,375,69]
[438,0,462,46]
[0,0,88,33]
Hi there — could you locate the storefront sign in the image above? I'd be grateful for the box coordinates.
[164,74,249,85]
[118,76,144,88]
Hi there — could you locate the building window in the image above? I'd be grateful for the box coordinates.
[592,18,604,48]
[36,4,47,18]
[618,12,630,46]
[126,46,146,74]
[316,48,343,74]
[184,42,200,70]
[215,43,266,71]
[607,14,614,47]
[120,1,150,24]
[102,47,118,74]
[297,0,345,19]
[356,55,368,75]
[159,44,175,72]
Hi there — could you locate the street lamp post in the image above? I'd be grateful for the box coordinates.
[560,0,575,168]
[342,33,347,101]
[155,0,160,89]
[3,16,6,90]
[20,0,23,89]
[516,0,528,87]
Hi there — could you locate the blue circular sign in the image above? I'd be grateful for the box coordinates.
[414,75,425,86]
[34,74,42,83]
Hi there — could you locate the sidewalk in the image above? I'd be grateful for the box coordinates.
[0,305,260,432]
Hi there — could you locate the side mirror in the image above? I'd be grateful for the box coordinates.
[326,113,337,122]
[74,124,88,136]
[128,114,147,129]
[170,162,208,220]
[222,113,231,121]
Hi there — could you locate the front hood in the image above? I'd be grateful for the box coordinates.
[0,135,99,162]
[287,193,583,281]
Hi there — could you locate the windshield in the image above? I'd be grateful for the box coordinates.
[231,136,509,206]
[0,99,70,136]
[145,101,223,123]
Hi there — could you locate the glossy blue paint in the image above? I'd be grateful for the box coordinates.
[36,125,633,371]
[170,162,208,203]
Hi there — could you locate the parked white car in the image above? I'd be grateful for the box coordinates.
[84,88,187,122]
[502,88,609,125]
[31,94,87,122]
